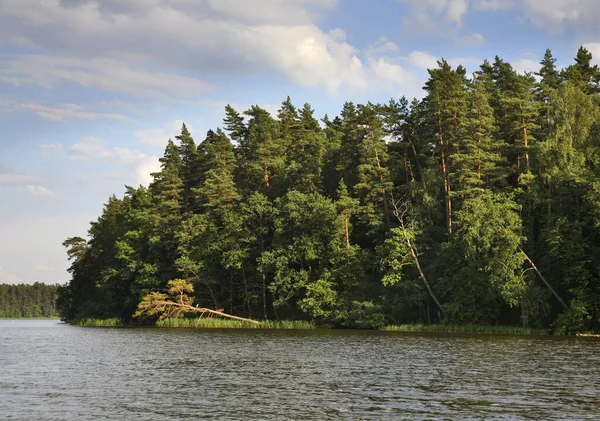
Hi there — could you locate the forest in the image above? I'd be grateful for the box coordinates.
[0,283,59,318]
[58,47,600,333]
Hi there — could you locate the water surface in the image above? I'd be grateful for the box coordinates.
[1,320,599,420]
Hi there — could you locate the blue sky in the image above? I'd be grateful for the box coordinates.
[1,0,599,285]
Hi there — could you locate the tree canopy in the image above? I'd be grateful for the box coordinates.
[0,283,59,318]
[58,47,600,333]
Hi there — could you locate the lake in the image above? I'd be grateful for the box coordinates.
[1,320,599,420]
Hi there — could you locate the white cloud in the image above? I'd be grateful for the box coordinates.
[134,120,194,148]
[476,0,600,30]
[0,0,372,95]
[0,173,55,185]
[69,137,147,165]
[1,100,130,121]
[400,0,470,31]
[135,156,161,186]
[367,36,400,56]
[403,51,481,73]
[68,137,158,186]
[474,0,514,11]
[445,0,469,25]
[0,55,210,99]
[520,0,599,28]
[368,56,422,99]
[69,137,112,161]
[245,25,367,93]
[400,0,599,36]
[459,32,485,45]
[513,58,540,74]
[39,143,62,153]
[134,128,171,148]
[26,185,54,197]
[0,265,21,284]
[34,264,55,273]
[0,0,428,97]
[407,51,439,69]
[583,43,600,65]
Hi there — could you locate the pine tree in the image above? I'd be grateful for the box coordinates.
[196,129,240,211]
[336,179,360,256]
[354,103,393,233]
[562,46,600,95]
[536,49,561,139]
[150,140,184,218]
[422,59,469,235]
[283,102,326,193]
[175,123,200,212]
[241,105,284,194]
[453,70,506,198]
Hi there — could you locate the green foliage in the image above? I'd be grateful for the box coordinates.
[0,283,59,318]
[342,301,386,329]
[60,48,600,334]
[75,318,123,327]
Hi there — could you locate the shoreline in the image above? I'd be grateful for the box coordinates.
[67,317,584,336]
[0,317,60,320]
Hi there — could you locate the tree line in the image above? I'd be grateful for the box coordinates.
[58,47,600,333]
[0,283,59,318]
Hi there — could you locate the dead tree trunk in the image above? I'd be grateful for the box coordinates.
[167,301,260,324]
[392,199,446,318]
[520,248,568,310]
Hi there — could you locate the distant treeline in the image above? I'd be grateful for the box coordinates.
[0,283,59,318]
[59,47,600,333]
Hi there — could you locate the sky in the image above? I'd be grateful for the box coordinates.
[1,0,599,285]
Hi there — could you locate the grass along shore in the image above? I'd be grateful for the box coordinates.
[75,318,123,327]
[73,317,555,335]
[382,324,549,335]
[74,317,315,329]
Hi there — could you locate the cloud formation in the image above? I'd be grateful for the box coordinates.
[0,0,424,98]
[0,100,131,121]
[402,0,600,33]
[69,136,159,186]
[0,55,210,99]
[26,185,54,197]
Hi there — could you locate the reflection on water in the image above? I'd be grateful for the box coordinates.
[1,320,599,420]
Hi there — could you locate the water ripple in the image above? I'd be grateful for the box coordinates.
[1,321,599,420]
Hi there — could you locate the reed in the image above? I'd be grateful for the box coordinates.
[75,318,123,327]
[381,324,549,335]
[156,318,316,329]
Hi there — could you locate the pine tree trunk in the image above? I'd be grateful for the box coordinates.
[242,266,252,318]
[437,107,452,235]
[520,104,530,171]
[477,108,482,181]
[264,164,270,187]
[372,139,391,230]
[262,273,268,320]
[403,152,413,183]
[441,138,452,235]
[260,234,268,320]
[405,131,426,190]
[344,215,351,249]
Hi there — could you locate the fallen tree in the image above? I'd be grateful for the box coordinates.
[134,279,260,324]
